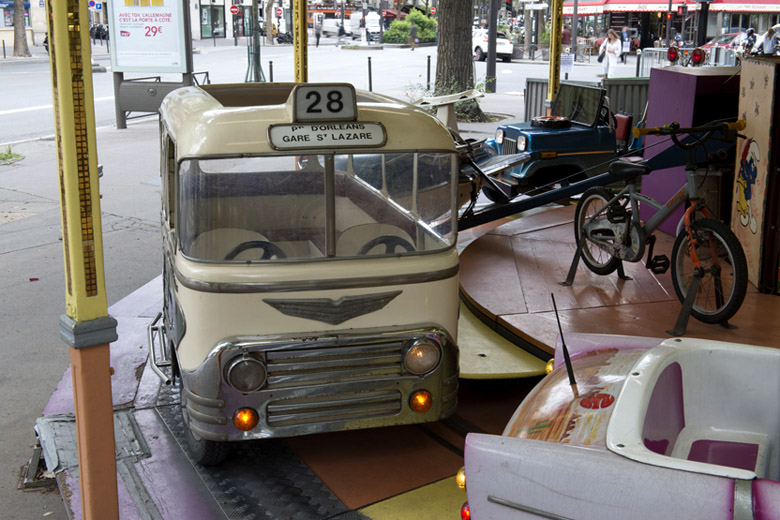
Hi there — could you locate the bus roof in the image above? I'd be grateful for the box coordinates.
[159,83,457,159]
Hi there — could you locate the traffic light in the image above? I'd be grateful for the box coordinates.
[506,0,513,16]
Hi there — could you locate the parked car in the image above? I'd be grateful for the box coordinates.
[461,333,780,519]
[701,31,746,50]
[472,29,513,62]
[473,82,629,198]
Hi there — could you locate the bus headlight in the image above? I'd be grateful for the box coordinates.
[495,128,504,144]
[226,356,267,393]
[404,341,440,375]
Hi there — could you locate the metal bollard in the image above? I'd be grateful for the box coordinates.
[635,49,641,77]
[368,56,372,92]
[427,55,431,91]
[2,40,5,59]
[269,61,273,82]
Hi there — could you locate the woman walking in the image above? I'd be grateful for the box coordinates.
[605,29,622,78]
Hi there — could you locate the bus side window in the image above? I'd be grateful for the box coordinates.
[164,137,176,230]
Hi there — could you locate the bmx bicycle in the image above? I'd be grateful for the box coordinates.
[563,120,748,334]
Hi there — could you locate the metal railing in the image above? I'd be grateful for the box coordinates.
[524,77,649,127]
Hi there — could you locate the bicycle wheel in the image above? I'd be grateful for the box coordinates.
[671,218,748,324]
[574,187,621,275]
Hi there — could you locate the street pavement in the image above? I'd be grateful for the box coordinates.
[0,36,639,519]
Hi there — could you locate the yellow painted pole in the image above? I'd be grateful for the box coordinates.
[547,0,564,114]
[294,0,308,82]
[46,0,119,518]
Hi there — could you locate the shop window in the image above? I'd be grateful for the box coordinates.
[2,4,31,28]
[200,5,225,38]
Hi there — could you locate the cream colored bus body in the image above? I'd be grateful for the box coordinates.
[158,83,460,445]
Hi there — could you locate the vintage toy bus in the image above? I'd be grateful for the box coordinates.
[152,83,460,464]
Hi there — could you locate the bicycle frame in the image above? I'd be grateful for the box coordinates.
[584,163,716,269]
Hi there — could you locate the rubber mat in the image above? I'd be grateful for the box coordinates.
[155,378,366,520]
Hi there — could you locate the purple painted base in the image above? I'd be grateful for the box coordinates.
[43,276,222,519]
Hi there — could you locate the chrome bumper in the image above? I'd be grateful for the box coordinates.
[179,327,459,442]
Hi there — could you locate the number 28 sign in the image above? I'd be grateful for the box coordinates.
[268,84,387,150]
[292,84,357,122]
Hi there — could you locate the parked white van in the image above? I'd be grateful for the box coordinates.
[350,11,381,40]
[321,17,350,37]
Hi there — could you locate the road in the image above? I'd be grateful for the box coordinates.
[0,36,627,145]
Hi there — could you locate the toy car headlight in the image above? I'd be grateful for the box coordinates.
[495,128,504,144]
[226,356,267,393]
[404,340,441,375]
[516,135,527,151]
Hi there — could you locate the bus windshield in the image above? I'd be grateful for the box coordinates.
[178,152,457,262]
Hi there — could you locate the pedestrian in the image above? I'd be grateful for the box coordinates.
[745,28,757,54]
[409,23,417,51]
[761,27,777,55]
[314,22,321,48]
[605,29,622,78]
[620,26,630,63]
[598,37,609,76]
[337,22,346,46]
[562,25,571,45]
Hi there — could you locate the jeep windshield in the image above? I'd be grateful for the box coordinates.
[177,152,458,262]
[550,83,605,127]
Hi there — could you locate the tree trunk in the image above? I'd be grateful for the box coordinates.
[265,2,274,45]
[13,0,31,57]
[436,0,486,121]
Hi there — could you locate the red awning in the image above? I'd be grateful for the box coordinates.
[382,8,407,19]
[563,0,778,15]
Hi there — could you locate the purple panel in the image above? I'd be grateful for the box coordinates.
[754,478,780,520]
[640,68,739,235]
[43,317,152,416]
[108,276,163,319]
[640,68,697,235]
[642,362,684,456]
[59,467,142,520]
[687,440,759,471]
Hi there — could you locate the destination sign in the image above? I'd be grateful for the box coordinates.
[268,122,386,150]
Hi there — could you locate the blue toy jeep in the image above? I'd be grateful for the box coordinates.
[475,82,633,201]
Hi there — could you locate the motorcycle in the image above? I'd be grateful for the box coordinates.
[276,32,293,44]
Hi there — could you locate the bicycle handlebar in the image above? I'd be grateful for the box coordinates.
[632,120,745,139]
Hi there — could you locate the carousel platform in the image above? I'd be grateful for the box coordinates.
[458,204,780,358]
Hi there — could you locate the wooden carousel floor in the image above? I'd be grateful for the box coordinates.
[459,204,780,357]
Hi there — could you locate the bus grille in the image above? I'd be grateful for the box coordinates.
[502,138,517,155]
[264,340,405,425]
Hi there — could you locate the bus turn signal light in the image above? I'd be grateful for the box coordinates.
[233,407,259,431]
[409,390,433,413]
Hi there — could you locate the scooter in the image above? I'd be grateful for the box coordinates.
[276,32,293,44]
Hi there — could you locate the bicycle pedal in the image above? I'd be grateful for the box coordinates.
[647,255,670,274]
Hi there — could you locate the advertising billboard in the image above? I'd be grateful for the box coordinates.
[109,0,188,73]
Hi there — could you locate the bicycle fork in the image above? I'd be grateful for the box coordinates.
[681,200,725,308]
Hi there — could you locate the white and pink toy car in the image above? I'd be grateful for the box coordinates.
[462,333,780,519]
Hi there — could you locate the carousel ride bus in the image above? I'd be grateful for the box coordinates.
[154,83,460,465]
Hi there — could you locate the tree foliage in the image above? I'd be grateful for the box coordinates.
[383,9,436,44]
[435,0,485,121]
[13,0,31,57]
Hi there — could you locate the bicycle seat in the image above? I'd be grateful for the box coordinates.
[609,159,651,180]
